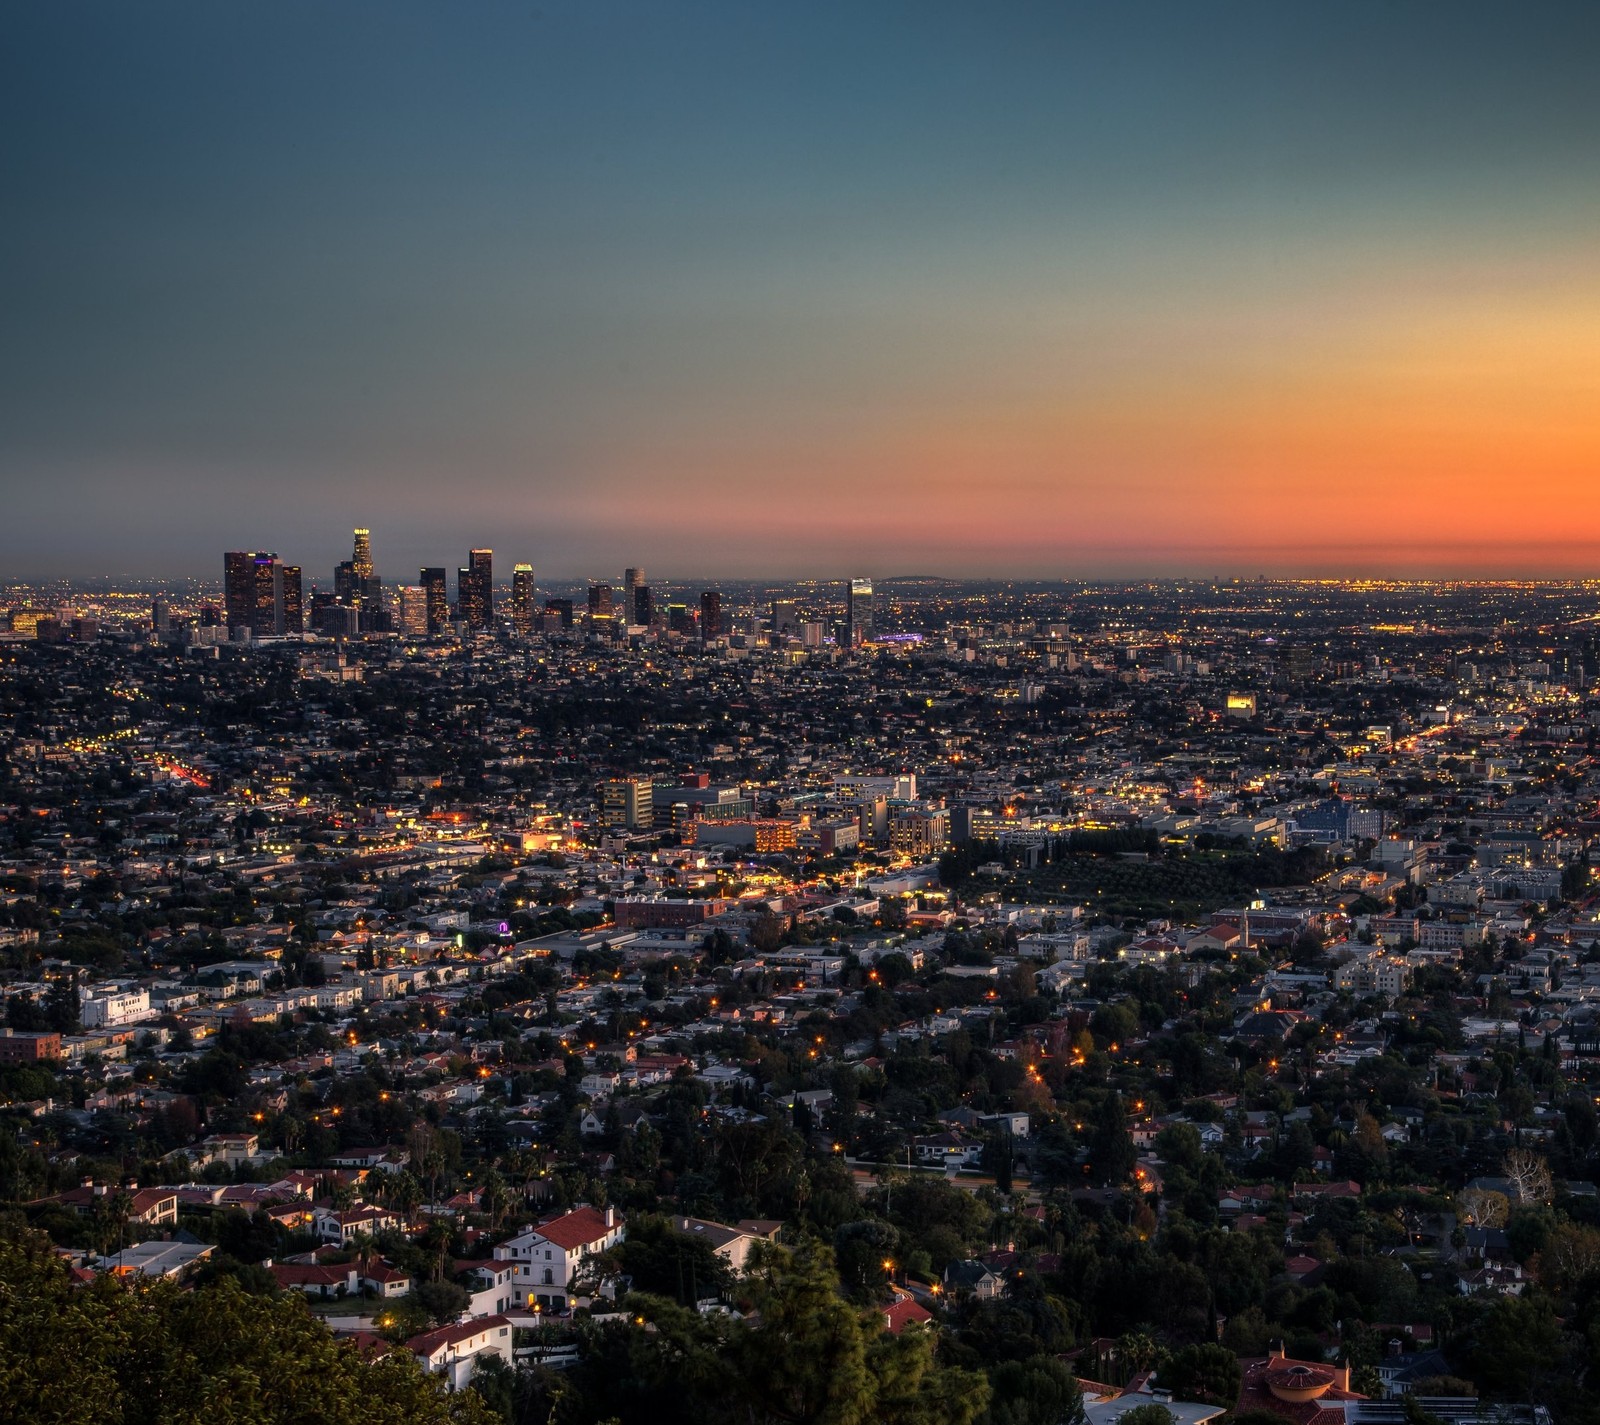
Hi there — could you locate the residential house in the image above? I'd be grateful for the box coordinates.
[493,1204,625,1311]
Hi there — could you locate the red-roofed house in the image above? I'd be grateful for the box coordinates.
[313,1204,401,1246]
[884,1292,933,1335]
[493,1205,624,1311]
[271,1262,358,1298]
[1234,1346,1364,1425]
[408,1315,514,1391]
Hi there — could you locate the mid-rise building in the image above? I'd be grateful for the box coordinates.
[601,777,654,831]
[80,985,153,1029]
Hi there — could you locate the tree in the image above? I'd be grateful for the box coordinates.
[1154,1123,1203,1173]
[1091,1094,1137,1187]
[0,1232,495,1424]
[1502,1148,1553,1206]
[412,1278,472,1325]
[1159,1343,1242,1406]
[1456,1187,1508,1228]
[728,1242,988,1425]
[1118,1408,1175,1425]
[1538,1221,1600,1295]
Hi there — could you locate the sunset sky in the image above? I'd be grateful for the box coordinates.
[3,1,1599,581]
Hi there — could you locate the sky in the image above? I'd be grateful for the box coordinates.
[3,1,1600,583]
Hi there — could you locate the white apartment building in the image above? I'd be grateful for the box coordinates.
[79,985,152,1028]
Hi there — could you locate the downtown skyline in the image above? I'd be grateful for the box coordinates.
[5,1,1600,581]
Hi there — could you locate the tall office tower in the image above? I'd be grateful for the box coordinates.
[624,567,644,594]
[847,577,875,646]
[151,596,170,634]
[224,551,279,635]
[588,583,614,619]
[700,590,723,642]
[544,597,574,628]
[771,598,799,639]
[350,527,381,615]
[511,564,536,635]
[623,567,644,614]
[397,584,429,637]
[274,564,303,634]
[633,585,654,626]
[458,549,493,629]
[420,567,449,634]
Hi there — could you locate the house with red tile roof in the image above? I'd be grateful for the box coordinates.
[408,1314,514,1391]
[884,1293,933,1334]
[1233,1346,1365,1425]
[493,1204,624,1310]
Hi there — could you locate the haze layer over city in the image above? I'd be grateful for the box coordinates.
[6,4,1600,1425]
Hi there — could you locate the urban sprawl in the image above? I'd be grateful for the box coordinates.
[4,534,1600,1425]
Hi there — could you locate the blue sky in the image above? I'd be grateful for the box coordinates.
[4,2,1599,582]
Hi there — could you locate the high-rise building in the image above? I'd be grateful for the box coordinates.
[847,577,875,646]
[458,549,493,630]
[544,598,574,628]
[771,599,799,639]
[397,585,429,637]
[224,552,279,636]
[633,585,654,626]
[420,568,449,634]
[624,567,645,596]
[349,528,381,616]
[511,564,536,635]
[274,564,303,634]
[588,583,614,619]
[151,597,170,634]
[700,590,723,642]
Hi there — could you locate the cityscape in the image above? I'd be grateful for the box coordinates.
[7,2,1600,1425]
[5,542,1600,1424]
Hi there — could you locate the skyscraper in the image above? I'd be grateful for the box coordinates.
[350,527,381,617]
[458,549,493,630]
[588,583,614,619]
[847,577,875,646]
[771,598,800,639]
[511,564,536,635]
[397,584,429,637]
[633,585,654,626]
[274,564,303,634]
[700,590,723,642]
[420,567,449,634]
[224,551,279,636]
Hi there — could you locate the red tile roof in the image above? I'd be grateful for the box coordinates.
[884,1297,933,1334]
[532,1205,616,1251]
